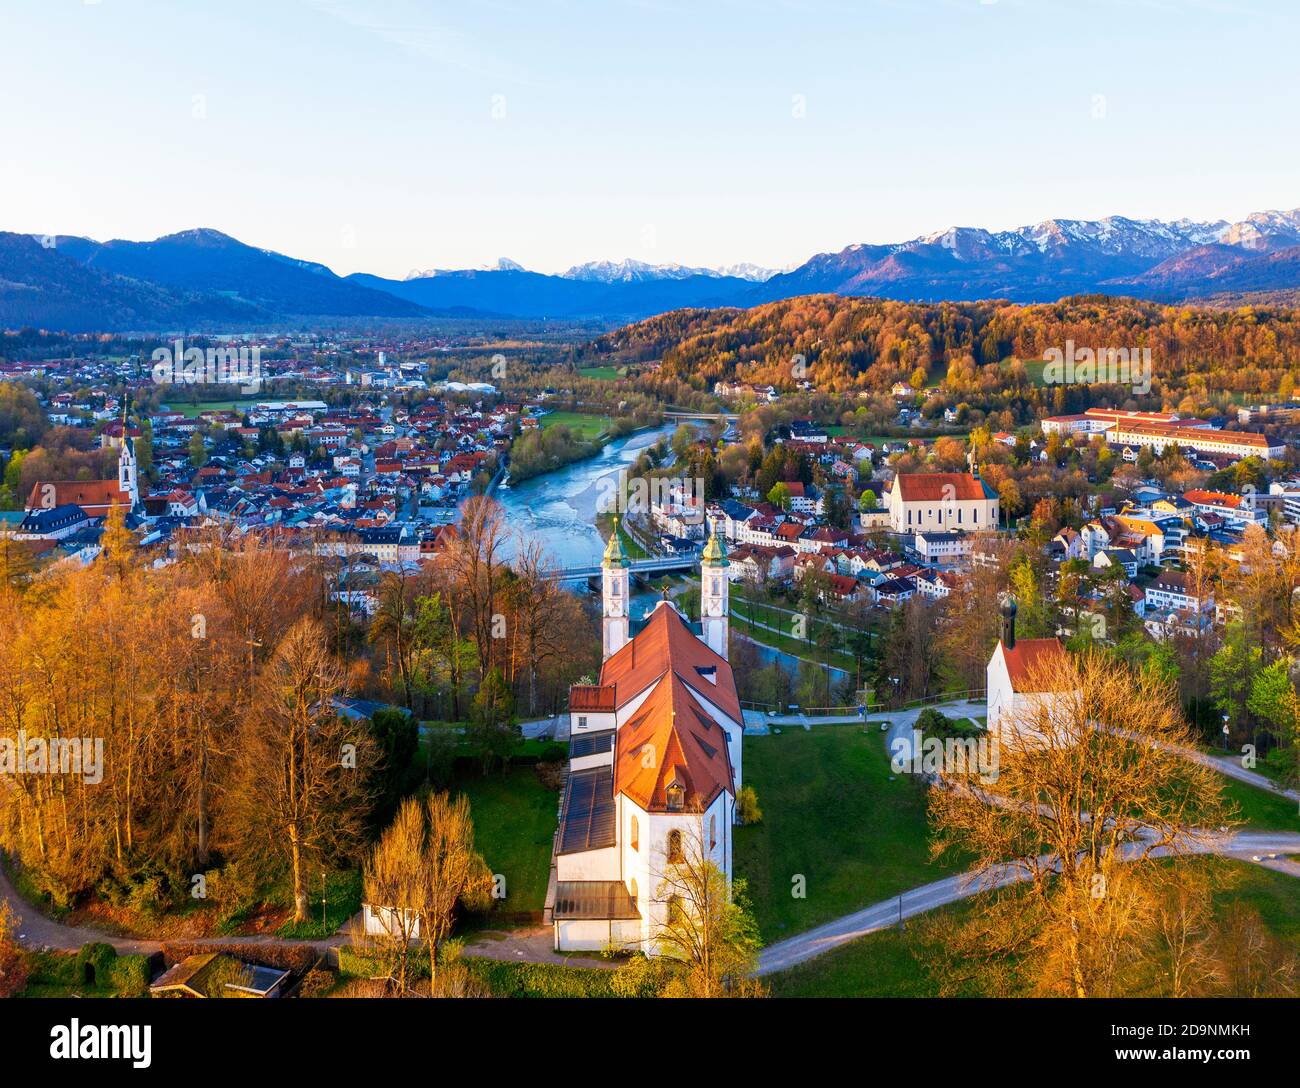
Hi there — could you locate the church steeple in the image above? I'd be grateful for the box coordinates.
[601,516,631,660]
[117,397,139,509]
[603,517,630,568]
[700,529,730,660]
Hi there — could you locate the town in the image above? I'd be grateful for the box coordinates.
[2,311,1299,1012]
[5,4,1300,1069]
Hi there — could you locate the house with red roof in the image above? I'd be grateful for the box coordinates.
[986,597,1074,748]
[886,468,999,534]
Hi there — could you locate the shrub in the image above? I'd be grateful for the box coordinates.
[109,954,151,997]
[127,872,168,918]
[916,709,983,739]
[162,942,318,973]
[915,708,951,734]
[74,942,117,989]
[537,742,567,764]
[297,965,337,998]
[737,785,763,826]
[608,955,679,998]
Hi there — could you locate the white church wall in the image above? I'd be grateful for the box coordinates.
[556,845,619,882]
[554,919,641,953]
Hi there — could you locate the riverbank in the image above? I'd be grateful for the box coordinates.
[492,422,677,566]
[506,413,663,485]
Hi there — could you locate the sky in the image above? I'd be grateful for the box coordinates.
[1,0,1298,277]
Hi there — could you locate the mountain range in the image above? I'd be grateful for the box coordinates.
[6,207,1300,332]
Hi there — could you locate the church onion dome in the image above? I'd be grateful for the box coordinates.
[701,530,728,567]
[602,516,631,568]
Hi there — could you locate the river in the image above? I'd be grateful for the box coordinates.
[492,422,676,567]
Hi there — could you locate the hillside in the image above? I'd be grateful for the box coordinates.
[584,293,1300,397]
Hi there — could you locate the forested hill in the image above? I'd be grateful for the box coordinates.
[584,294,1300,399]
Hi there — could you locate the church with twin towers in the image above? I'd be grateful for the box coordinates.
[549,520,743,954]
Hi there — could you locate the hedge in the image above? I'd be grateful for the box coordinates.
[109,954,152,997]
[74,942,117,988]
[161,942,320,974]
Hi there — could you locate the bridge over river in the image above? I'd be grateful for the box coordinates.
[546,555,698,581]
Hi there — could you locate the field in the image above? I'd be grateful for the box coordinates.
[578,365,622,381]
[538,410,612,439]
[735,724,967,942]
[454,765,558,915]
[168,398,259,417]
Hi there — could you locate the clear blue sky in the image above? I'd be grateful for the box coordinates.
[2,0,1297,276]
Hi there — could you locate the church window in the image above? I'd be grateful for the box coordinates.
[667,829,683,862]
[709,815,717,850]
[631,815,639,852]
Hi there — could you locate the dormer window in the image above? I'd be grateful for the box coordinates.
[666,780,685,812]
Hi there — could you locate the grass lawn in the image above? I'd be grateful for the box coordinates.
[769,858,1300,997]
[169,398,259,418]
[274,870,362,939]
[454,765,557,914]
[729,600,858,674]
[539,410,611,439]
[1222,778,1300,832]
[736,724,966,942]
[578,365,622,381]
[768,906,955,997]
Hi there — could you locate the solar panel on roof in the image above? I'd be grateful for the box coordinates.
[558,767,617,854]
[569,731,614,758]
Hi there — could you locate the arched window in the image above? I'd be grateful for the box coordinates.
[630,878,638,902]
[630,815,639,852]
[709,815,717,851]
[667,829,683,862]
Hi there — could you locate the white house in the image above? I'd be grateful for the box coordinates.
[886,469,999,534]
[914,529,973,567]
[986,597,1072,749]
[1144,569,1213,617]
[554,526,741,955]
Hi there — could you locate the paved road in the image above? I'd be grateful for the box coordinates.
[755,830,1300,976]
[1176,742,1298,803]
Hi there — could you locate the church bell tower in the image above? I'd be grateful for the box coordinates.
[117,403,140,509]
[701,529,730,660]
[602,517,631,660]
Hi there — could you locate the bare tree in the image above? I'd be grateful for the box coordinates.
[418,792,492,992]
[369,570,417,709]
[229,618,374,923]
[652,819,764,997]
[360,797,427,994]
[926,649,1230,997]
[447,496,508,678]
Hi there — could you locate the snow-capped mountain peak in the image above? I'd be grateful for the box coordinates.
[562,258,782,283]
